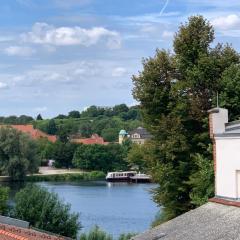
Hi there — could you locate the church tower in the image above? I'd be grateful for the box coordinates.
[119,129,128,144]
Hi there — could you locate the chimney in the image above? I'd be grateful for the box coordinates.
[208,108,228,138]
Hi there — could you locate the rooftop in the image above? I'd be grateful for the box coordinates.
[133,202,240,240]
[129,127,152,139]
[0,223,67,240]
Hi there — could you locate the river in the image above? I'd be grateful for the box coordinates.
[5,181,159,238]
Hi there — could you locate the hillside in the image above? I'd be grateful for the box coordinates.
[0,104,142,143]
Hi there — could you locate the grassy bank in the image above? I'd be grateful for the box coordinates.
[26,171,105,182]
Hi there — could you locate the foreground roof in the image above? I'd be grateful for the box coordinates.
[0,223,66,240]
[133,202,240,240]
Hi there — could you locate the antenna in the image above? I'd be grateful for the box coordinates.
[217,92,219,108]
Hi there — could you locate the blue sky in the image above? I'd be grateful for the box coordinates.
[0,0,240,117]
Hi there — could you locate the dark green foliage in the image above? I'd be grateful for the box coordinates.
[0,127,40,180]
[0,186,9,214]
[0,115,34,124]
[13,184,80,238]
[79,226,112,240]
[127,143,147,171]
[132,15,240,222]
[36,114,43,120]
[52,141,78,168]
[73,144,127,172]
[101,128,118,142]
[188,153,214,206]
[46,119,57,135]
[68,110,81,118]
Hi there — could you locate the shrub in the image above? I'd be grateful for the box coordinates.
[13,184,80,238]
[79,226,113,240]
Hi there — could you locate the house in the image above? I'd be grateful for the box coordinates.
[8,125,57,143]
[119,127,151,144]
[70,134,108,145]
[133,107,240,240]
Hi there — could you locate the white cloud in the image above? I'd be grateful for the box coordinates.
[162,30,174,39]
[21,22,121,49]
[4,46,35,57]
[112,67,127,77]
[212,14,240,30]
[0,82,8,89]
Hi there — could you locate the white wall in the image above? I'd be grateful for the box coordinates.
[216,137,240,199]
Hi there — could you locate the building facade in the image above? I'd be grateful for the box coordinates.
[209,107,240,200]
[119,127,151,144]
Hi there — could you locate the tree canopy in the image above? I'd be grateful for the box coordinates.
[132,15,240,221]
[0,127,39,180]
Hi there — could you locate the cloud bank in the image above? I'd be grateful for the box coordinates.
[21,22,121,49]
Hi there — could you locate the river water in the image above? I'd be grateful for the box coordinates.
[5,181,159,238]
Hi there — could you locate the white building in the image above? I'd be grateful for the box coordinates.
[209,107,240,200]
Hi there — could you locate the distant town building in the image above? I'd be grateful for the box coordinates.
[119,127,151,144]
[70,133,108,145]
[1,124,57,143]
[119,129,128,144]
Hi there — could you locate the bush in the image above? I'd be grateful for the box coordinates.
[13,184,80,238]
[0,186,9,215]
[79,226,113,240]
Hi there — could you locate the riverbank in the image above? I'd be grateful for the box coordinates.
[26,171,105,182]
[0,167,106,182]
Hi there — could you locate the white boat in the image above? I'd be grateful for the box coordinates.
[106,171,151,183]
[106,171,137,182]
[130,173,151,183]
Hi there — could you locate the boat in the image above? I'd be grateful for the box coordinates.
[106,171,151,183]
[130,173,151,183]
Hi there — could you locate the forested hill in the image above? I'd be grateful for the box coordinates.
[0,104,142,142]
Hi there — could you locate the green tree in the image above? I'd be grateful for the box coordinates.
[0,127,39,180]
[79,226,112,240]
[0,186,9,215]
[36,114,43,120]
[113,104,129,115]
[52,141,78,168]
[73,144,126,172]
[127,143,147,171]
[13,184,80,238]
[47,119,57,135]
[68,110,81,118]
[132,15,240,222]
[101,128,118,142]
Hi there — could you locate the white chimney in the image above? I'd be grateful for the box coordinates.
[208,108,228,138]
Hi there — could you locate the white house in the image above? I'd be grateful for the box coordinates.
[209,107,240,200]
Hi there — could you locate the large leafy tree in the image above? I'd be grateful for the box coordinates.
[13,184,80,238]
[0,127,40,180]
[132,15,240,221]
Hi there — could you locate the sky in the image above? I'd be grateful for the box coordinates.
[0,0,240,117]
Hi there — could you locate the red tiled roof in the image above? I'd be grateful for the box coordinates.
[71,134,108,145]
[0,223,66,240]
[9,125,57,143]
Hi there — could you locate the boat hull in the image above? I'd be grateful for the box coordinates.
[106,177,151,183]
[106,177,130,182]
